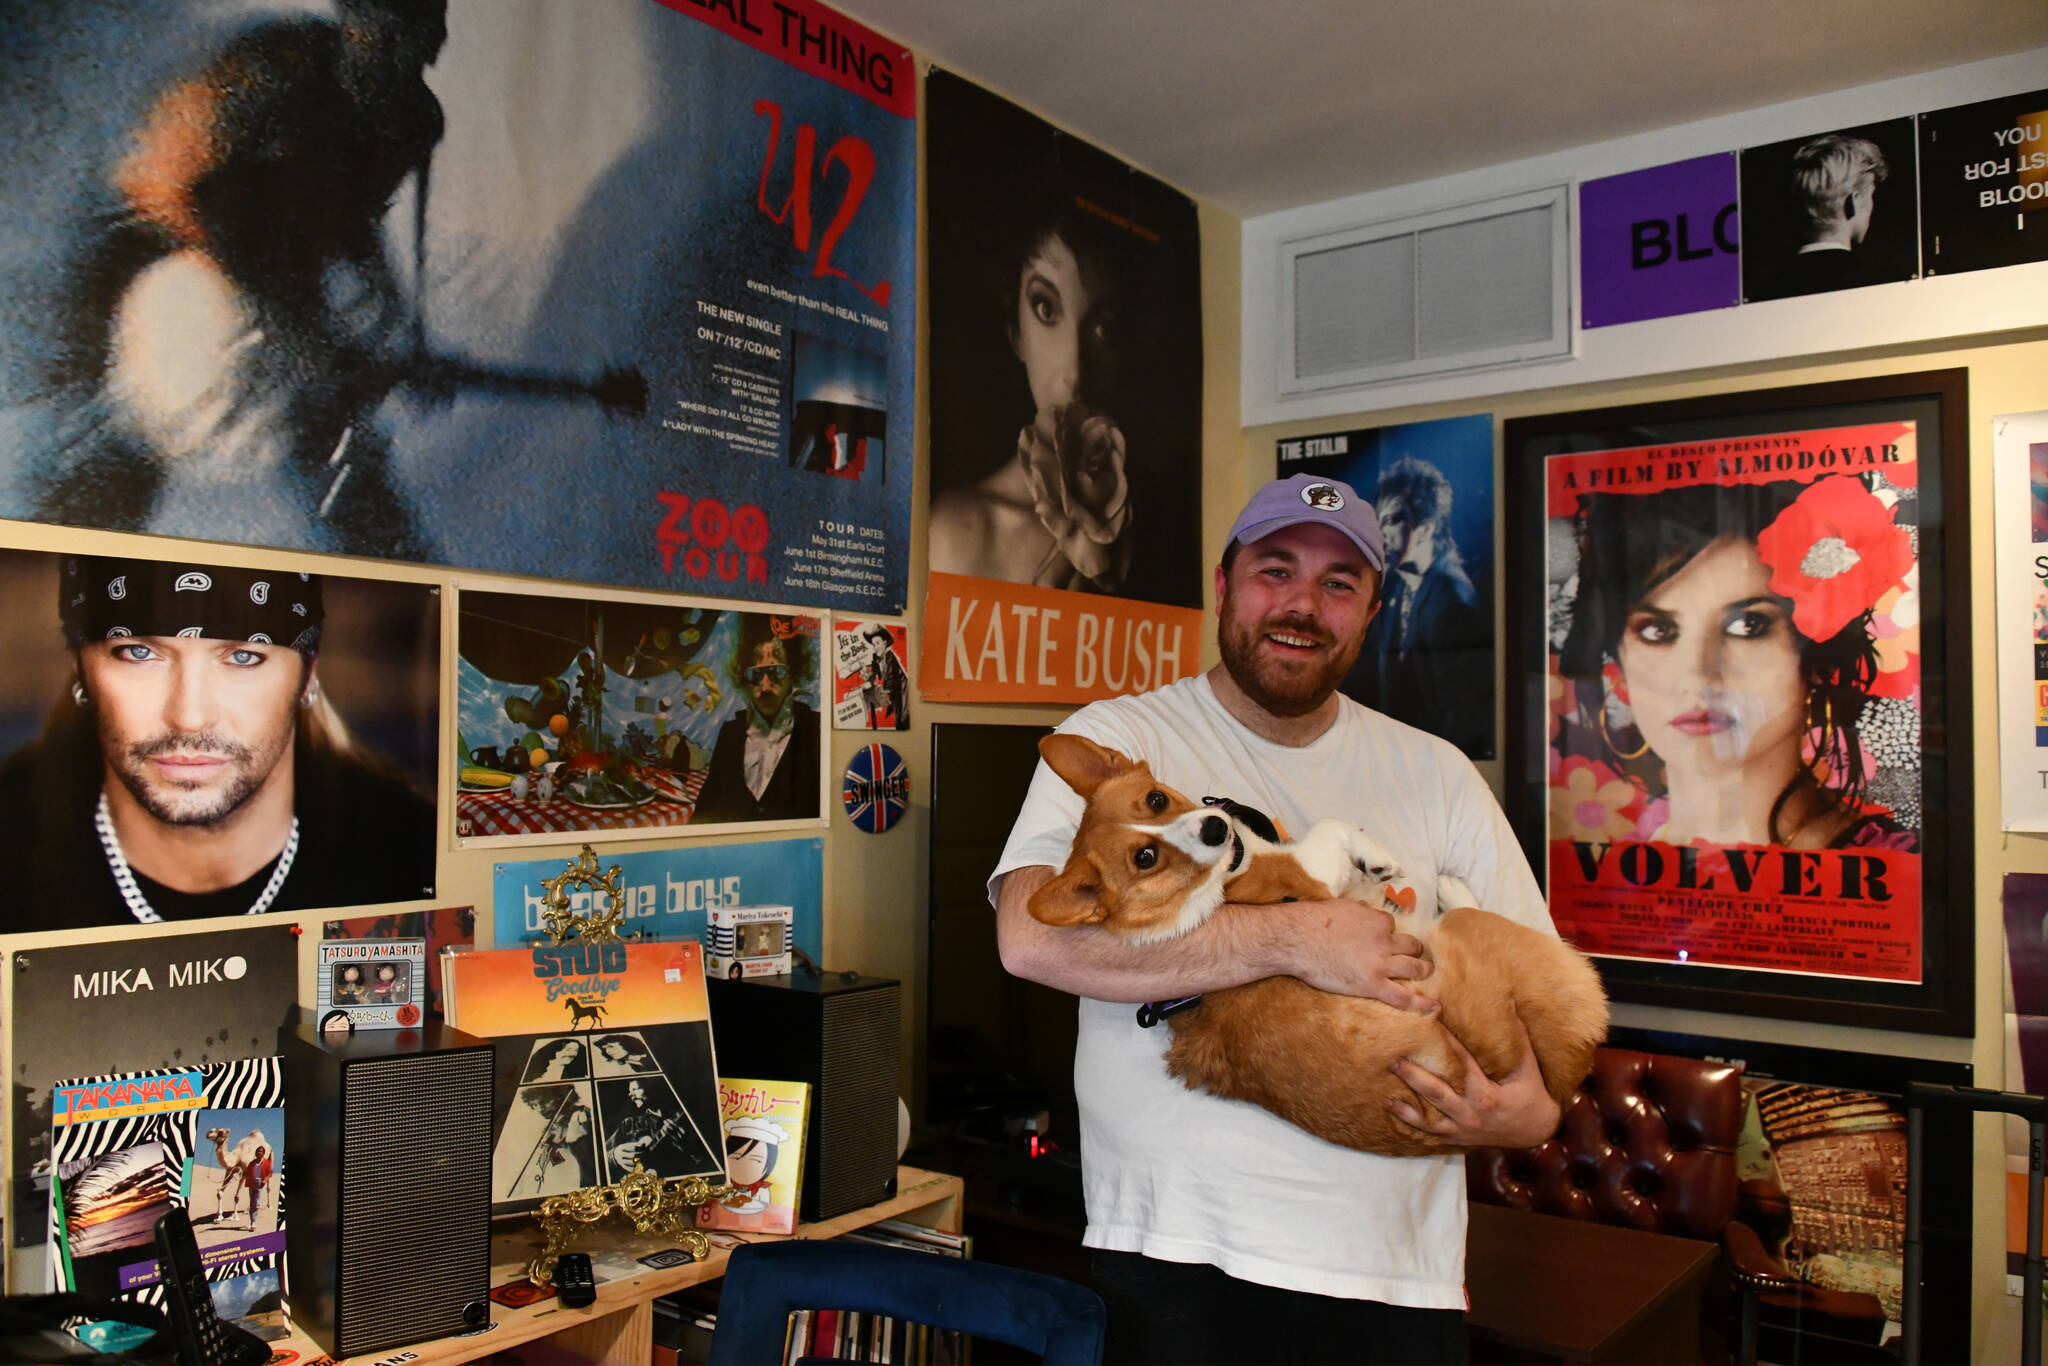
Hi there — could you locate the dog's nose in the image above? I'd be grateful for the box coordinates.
[1200,815,1228,847]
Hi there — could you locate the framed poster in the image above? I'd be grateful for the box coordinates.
[1504,370,1970,1033]
[453,584,825,845]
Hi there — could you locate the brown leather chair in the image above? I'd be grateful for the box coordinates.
[1467,1047,1743,1362]
[1468,1047,1744,1240]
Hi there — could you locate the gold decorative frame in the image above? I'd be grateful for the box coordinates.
[528,1163,738,1285]
[539,844,626,944]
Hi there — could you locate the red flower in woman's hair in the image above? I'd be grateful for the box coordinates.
[1754,476,1913,642]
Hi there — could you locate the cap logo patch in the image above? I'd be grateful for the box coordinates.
[1301,483,1345,511]
[174,572,212,592]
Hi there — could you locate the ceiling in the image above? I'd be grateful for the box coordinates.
[836,0,2048,218]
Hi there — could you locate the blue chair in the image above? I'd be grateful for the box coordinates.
[708,1238,1106,1365]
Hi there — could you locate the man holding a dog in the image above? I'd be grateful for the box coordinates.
[994,473,1560,1364]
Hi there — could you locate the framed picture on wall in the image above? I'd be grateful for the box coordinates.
[1504,369,1971,1034]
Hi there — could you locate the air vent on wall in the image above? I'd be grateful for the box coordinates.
[1278,185,1572,397]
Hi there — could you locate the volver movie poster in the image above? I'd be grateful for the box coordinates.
[6,926,299,1282]
[0,548,439,935]
[924,69,1202,616]
[454,588,824,843]
[1739,118,1921,303]
[0,0,917,613]
[1544,423,1925,981]
[1276,415,1496,759]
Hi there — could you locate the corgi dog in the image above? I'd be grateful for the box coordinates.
[1027,734,1608,1157]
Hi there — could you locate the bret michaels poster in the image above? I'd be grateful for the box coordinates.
[0,548,438,935]
[1276,415,1496,759]
[0,0,916,614]
[1993,409,2048,831]
[454,586,824,844]
[921,68,1202,702]
[1543,424,1925,981]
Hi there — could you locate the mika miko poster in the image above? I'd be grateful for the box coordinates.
[0,0,916,614]
[1542,424,1925,982]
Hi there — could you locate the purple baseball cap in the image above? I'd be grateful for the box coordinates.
[1224,474,1385,573]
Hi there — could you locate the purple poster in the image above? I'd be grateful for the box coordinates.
[1579,153,1739,328]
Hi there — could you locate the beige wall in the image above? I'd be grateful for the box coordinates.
[1247,329,2048,1359]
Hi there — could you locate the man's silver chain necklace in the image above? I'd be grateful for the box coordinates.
[96,791,300,925]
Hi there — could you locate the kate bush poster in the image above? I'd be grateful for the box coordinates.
[1545,423,1925,981]
[0,0,916,614]
[924,68,1202,615]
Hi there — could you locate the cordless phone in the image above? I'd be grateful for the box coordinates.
[153,1208,272,1365]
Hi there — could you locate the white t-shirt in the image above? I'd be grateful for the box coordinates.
[991,674,1550,1307]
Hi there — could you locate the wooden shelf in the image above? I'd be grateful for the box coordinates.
[274,1165,963,1366]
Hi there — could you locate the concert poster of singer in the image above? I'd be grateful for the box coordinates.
[1507,374,1971,1030]
[924,69,1202,612]
[0,0,917,613]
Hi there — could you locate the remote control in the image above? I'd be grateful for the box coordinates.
[154,1208,272,1365]
[554,1252,596,1308]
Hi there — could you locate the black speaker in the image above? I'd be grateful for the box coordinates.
[707,972,900,1220]
[281,1011,495,1358]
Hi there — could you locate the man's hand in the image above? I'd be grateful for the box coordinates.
[1262,897,1437,1015]
[1386,1019,1561,1149]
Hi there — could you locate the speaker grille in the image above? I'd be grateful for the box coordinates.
[338,1050,494,1356]
[816,986,900,1218]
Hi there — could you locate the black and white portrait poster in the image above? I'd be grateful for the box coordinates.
[1276,415,1496,759]
[6,925,298,1282]
[0,547,438,935]
[925,68,1202,615]
[1740,117,1921,303]
[0,0,918,613]
[1920,87,2048,278]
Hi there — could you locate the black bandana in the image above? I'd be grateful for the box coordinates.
[59,556,325,655]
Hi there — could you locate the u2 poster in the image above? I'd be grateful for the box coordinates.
[1507,373,1972,1034]
[454,586,824,844]
[0,0,916,613]
[1276,415,1496,759]
[921,68,1203,702]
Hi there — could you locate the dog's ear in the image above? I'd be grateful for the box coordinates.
[1039,734,1136,798]
[1028,857,1114,927]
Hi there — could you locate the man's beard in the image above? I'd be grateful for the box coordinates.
[106,727,280,826]
[1217,609,1364,718]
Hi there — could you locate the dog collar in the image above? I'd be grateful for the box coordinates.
[1226,834,1245,873]
[1136,996,1201,1029]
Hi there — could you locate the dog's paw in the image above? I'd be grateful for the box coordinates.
[1434,874,1477,911]
[1343,829,1404,883]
